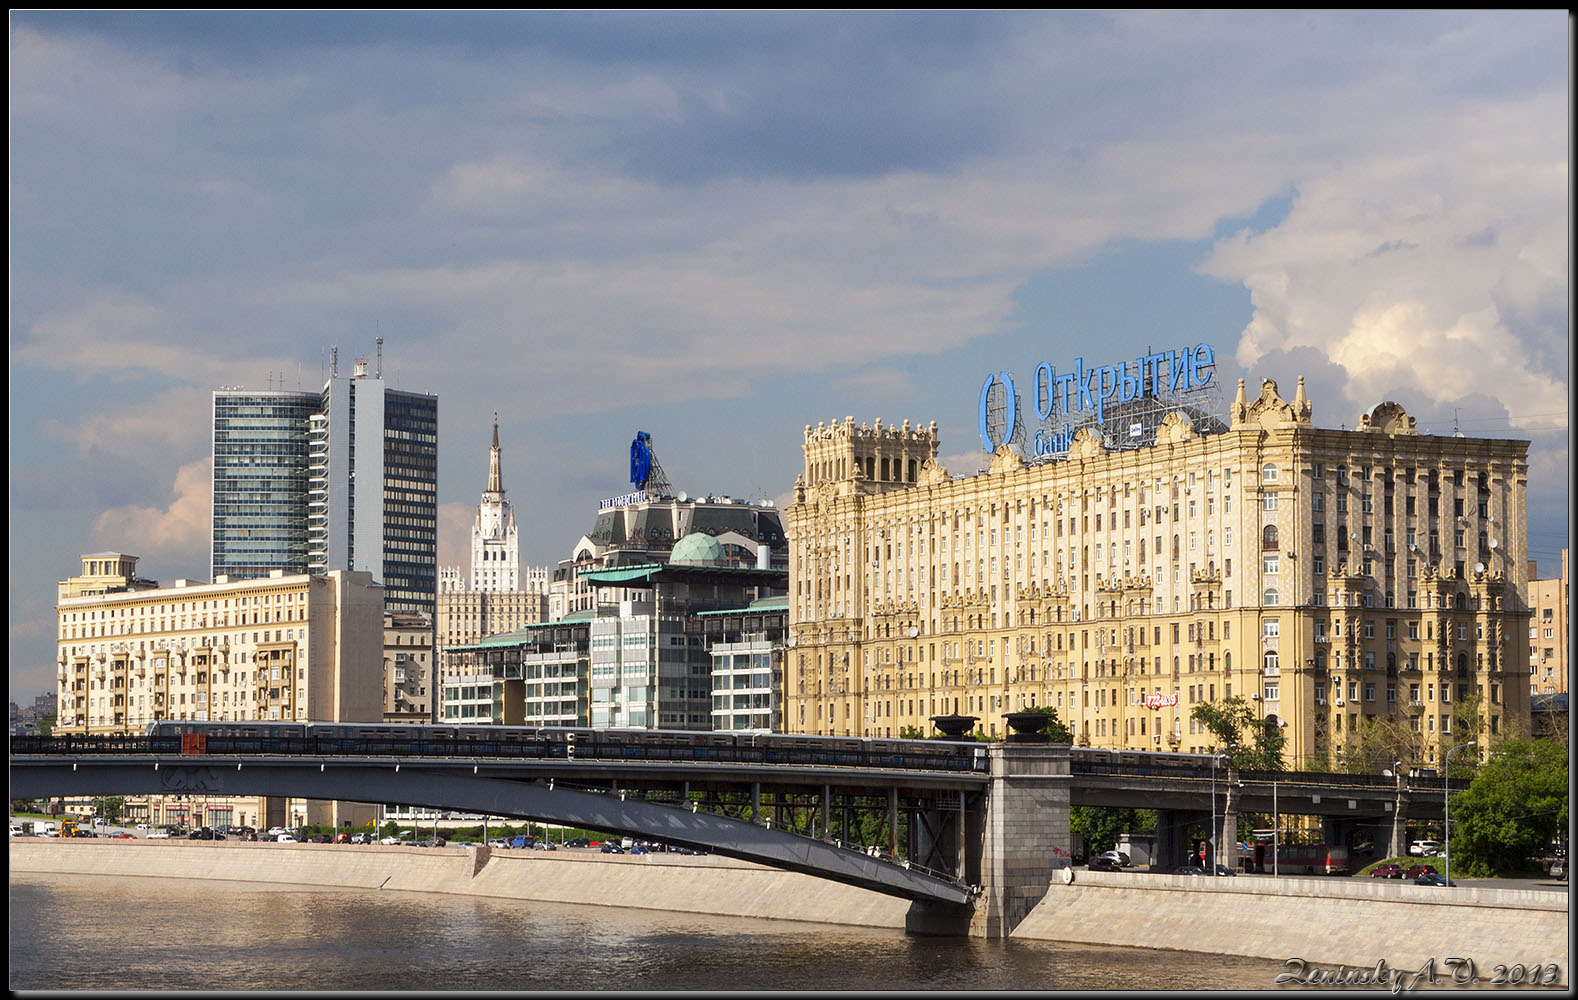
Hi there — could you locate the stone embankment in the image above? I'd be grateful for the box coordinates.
[12,840,1569,975]
[8,839,911,928]
[1016,869,1569,975]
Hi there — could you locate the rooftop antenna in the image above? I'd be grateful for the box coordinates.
[376,335,384,379]
[331,345,339,380]
[1452,409,1464,438]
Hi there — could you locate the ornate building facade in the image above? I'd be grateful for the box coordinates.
[436,417,549,719]
[783,379,1531,769]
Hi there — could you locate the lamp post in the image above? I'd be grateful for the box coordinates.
[1444,741,1476,885]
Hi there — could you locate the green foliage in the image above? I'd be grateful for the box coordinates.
[1449,738,1568,877]
[1336,714,1426,776]
[1071,806,1156,856]
[1012,705,1073,743]
[899,725,928,740]
[100,796,125,823]
[1189,696,1286,771]
[380,820,399,838]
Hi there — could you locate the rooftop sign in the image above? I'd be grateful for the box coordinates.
[979,343,1216,453]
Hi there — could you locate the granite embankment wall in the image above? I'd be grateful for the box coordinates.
[8,840,912,928]
[13,840,1570,973]
[1016,869,1570,975]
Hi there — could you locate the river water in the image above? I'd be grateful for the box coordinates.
[9,871,1297,991]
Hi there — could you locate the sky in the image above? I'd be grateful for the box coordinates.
[9,11,1570,702]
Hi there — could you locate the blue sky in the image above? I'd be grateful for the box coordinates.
[9,11,1570,700]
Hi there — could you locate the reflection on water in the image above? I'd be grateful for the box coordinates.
[11,872,1291,991]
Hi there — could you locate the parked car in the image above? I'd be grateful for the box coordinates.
[1370,863,1407,879]
[111,832,135,839]
[1415,872,1456,887]
[1173,865,1208,876]
[350,832,371,844]
[276,833,297,843]
[1549,858,1566,881]
[531,840,557,851]
[379,836,402,845]
[510,834,532,849]
[1088,855,1122,872]
[1213,864,1237,877]
[600,842,624,854]
[1097,850,1131,867]
[1406,864,1438,879]
[135,822,151,831]
[1410,840,1442,856]
[567,838,591,848]
[146,829,171,839]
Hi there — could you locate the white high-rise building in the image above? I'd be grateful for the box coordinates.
[212,339,438,619]
[436,415,550,718]
[470,414,521,593]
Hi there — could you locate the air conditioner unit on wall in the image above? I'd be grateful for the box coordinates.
[1335,698,1345,706]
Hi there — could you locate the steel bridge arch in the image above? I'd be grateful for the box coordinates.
[10,755,973,906]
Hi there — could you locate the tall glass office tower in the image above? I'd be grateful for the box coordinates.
[212,343,437,618]
[211,391,318,579]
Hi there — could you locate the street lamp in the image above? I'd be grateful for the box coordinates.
[1443,741,1476,885]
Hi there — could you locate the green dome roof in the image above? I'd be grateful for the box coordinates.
[669,531,725,566]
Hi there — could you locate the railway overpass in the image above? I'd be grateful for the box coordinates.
[9,736,1466,936]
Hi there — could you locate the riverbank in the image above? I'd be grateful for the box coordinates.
[11,839,1569,977]
[8,839,913,928]
[1017,868,1569,976]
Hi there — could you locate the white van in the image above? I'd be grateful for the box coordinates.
[9,824,23,838]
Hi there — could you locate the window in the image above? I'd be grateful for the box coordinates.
[1262,493,1279,511]
[1262,463,1279,482]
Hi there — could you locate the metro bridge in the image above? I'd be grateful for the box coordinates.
[8,728,1466,936]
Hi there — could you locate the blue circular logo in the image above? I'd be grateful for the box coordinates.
[630,431,653,489]
[978,371,1017,453]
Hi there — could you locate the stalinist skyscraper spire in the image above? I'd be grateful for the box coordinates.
[470,412,520,592]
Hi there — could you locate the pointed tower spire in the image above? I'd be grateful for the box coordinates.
[487,412,504,494]
[1230,377,1249,426]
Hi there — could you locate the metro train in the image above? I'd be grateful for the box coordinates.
[140,720,989,773]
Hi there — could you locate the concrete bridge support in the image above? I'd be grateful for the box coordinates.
[1218,771,1239,871]
[1386,779,1410,859]
[968,743,1072,939]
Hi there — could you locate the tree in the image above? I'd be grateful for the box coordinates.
[100,796,126,823]
[1190,696,1285,771]
[1071,806,1156,857]
[1449,738,1568,877]
[1337,714,1425,775]
[1012,705,1073,743]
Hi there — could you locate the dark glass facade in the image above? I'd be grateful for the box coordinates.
[383,389,438,618]
[211,392,317,579]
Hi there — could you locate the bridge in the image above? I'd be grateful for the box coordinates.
[9,733,1465,936]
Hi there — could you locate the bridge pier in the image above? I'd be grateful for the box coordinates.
[969,743,1071,938]
[1386,777,1410,859]
[1219,773,1238,871]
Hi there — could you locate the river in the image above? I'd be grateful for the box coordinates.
[11,871,1295,991]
